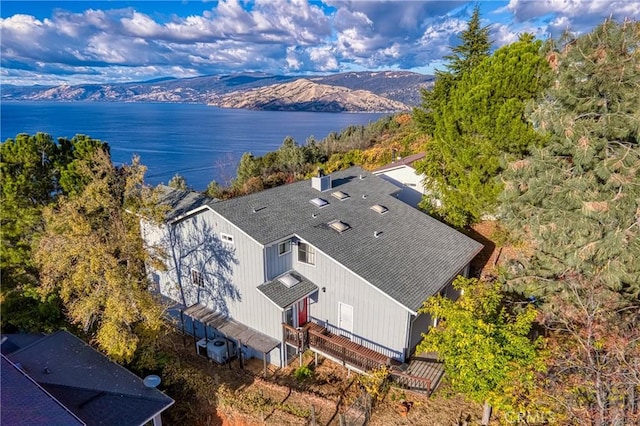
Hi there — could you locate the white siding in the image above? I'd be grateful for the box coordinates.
[294,241,411,361]
[142,211,286,366]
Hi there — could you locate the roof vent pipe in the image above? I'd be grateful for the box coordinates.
[374,231,382,238]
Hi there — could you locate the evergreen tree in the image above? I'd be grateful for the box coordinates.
[501,19,640,423]
[502,19,640,299]
[414,5,491,134]
[444,4,491,76]
[417,35,550,226]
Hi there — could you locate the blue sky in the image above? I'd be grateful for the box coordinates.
[2,1,638,85]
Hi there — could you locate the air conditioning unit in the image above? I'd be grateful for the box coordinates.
[197,338,237,364]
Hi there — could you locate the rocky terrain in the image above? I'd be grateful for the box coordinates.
[2,71,433,113]
[213,78,410,112]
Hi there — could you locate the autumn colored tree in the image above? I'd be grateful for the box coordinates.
[34,150,164,363]
[417,277,545,425]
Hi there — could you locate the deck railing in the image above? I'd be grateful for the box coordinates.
[308,328,387,372]
[282,323,306,350]
[389,370,432,395]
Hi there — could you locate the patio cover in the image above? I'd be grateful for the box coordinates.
[183,304,280,354]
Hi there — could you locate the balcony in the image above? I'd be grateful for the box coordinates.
[283,322,390,373]
[283,322,440,394]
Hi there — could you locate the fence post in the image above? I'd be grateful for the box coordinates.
[339,413,345,426]
[310,405,316,426]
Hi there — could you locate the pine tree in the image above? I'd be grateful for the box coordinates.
[502,19,640,299]
[501,19,640,423]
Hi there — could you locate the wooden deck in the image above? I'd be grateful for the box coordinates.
[390,352,444,394]
[283,322,390,372]
[282,323,443,395]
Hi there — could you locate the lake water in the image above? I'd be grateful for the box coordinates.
[1,102,384,190]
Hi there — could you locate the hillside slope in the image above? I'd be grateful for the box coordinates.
[213,79,410,112]
[1,71,432,112]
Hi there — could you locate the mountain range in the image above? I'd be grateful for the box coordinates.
[1,71,433,113]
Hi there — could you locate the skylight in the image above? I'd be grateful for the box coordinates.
[279,273,300,288]
[329,220,351,233]
[371,204,389,214]
[310,197,329,208]
[331,190,349,200]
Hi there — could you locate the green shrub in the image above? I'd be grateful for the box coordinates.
[294,365,314,381]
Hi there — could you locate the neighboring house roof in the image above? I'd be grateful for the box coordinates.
[1,354,85,426]
[210,167,483,313]
[5,331,174,426]
[156,184,213,222]
[258,271,319,309]
[1,333,44,355]
[373,152,426,173]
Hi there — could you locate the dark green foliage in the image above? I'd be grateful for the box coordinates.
[414,5,491,135]
[0,133,108,332]
[444,5,492,77]
[416,36,550,227]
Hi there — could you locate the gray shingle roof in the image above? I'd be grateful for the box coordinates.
[258,271,319,309]
[209,167,483,313]
[156,184,213,222]
[1,355,85,426]
[7,331,174,426]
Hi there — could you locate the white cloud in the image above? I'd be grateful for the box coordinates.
[1,0,634,85]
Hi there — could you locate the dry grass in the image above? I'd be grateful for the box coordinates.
[159,334,482,425]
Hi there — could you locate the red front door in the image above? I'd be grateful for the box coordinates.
[297,298,308,326]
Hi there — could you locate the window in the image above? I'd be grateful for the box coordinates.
[310,197,329,208]
[370,204,388,214]
[331,190,349,200]
[298,242,315,265]
[328,220,351,233]
[191,270,204,287]
[221,233,234,243]
[278,239,291,255]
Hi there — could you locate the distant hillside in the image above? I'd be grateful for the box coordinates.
[310,71,433,106]
[213,79,409,112]
[1,71,432,112]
